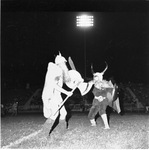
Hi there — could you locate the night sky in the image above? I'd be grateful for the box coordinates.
[1,0,149,88]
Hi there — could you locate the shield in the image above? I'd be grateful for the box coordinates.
[65,70,93,96]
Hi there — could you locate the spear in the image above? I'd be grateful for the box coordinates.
[53,81,81,116]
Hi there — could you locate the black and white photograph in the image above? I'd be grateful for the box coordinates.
[1,0,149,149]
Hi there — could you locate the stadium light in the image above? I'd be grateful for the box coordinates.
[76,15,94,27]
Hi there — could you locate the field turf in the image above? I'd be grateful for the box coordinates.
[1,112,149,149]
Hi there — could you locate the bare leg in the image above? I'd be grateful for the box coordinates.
[88,105,99,126]
[56,106,67,135]
[56,120,67,135]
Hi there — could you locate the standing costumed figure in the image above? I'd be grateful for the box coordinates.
[88,63,121,129]
[11,99,18,116]
[42,54,95,136]
[42,52,73,137]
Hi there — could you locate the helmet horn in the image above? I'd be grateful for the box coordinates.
[101,61,108,74]
[59,51,61,56]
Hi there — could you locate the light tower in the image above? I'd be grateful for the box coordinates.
[76,14,94,78]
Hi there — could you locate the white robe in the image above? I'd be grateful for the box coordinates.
[42,62,66,119]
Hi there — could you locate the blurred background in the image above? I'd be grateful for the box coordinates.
[1,0,149,114]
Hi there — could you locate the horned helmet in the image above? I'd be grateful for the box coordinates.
[55,52,67,65]
[91,62,108,82]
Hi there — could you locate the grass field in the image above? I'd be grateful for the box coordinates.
[1,112,149,149]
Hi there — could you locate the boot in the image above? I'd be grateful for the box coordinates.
[90,119,96,126]
[101,114,110,129]
[42,118,55,136]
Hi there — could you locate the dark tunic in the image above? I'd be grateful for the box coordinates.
[88,86,114,119]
